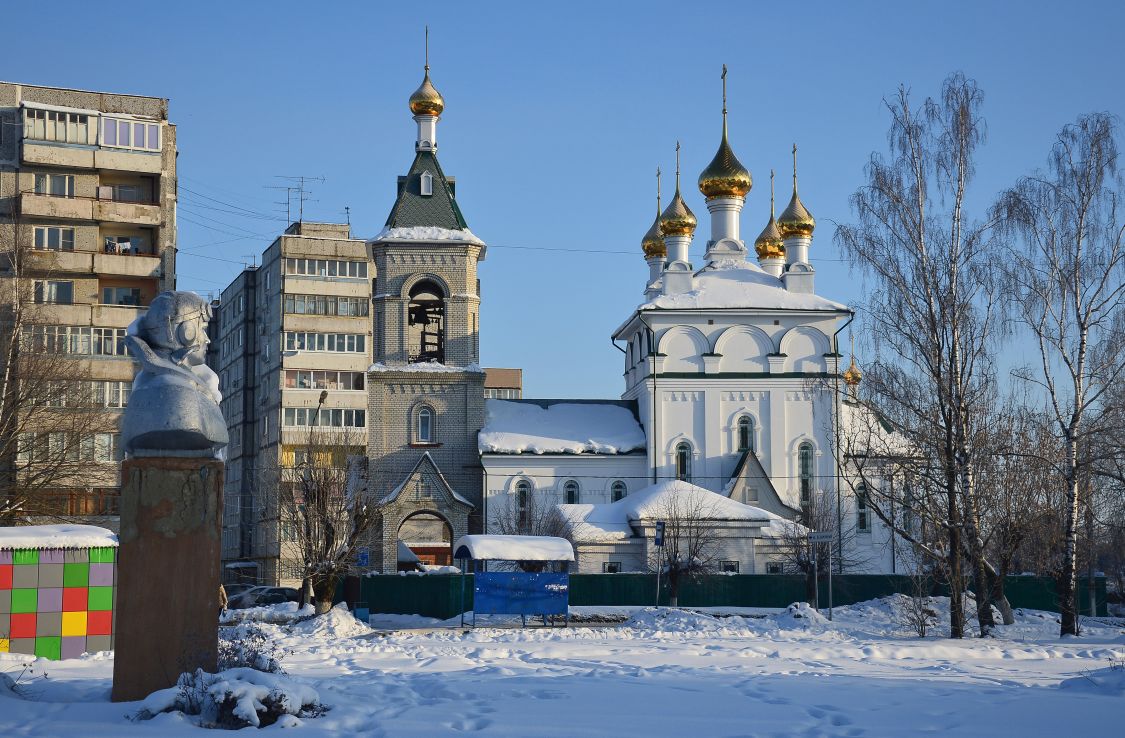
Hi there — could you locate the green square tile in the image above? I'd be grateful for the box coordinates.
[88,586,113,612]
[11,589,36,614]
[12,550,38,566]
[34,636,60,660]
[89,547,116,564]
[63,563,88,588]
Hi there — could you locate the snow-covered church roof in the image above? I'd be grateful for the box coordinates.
[559,481,780,544]
[641,259,847,312]
[478,399,646,455]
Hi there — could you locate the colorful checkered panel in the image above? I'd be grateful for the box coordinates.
[0,546,116,659]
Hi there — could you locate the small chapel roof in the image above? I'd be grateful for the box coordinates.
[478,399,646,455]
[381,150,468,232]
[639,258,848,312]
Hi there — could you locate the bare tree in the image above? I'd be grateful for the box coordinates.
[645,484,722,607]
[995,112,1125,635]
[773,489,870,605]
[489,492,571,572]
[836,73,1004,637]
[259,417,372,615]
[1,211,120,523]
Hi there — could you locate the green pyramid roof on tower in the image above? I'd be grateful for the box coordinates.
[384,150,468,230]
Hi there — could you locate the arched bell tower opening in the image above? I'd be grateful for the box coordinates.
[408,279,445,363]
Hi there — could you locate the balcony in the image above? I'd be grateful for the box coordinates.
[21,141,96,169]
[94,251,162,278]
[94,190,161,226]
[20,192,93,220]
[94,148,163,174]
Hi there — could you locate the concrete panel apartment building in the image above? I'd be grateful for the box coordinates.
[0,81,176,526]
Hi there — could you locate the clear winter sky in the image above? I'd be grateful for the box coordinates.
[4,1,1123,399]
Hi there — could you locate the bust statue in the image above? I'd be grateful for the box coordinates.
[121,291,229,457]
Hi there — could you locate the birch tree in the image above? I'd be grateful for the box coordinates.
[995,112,1125,635]
[836,73,1002,637]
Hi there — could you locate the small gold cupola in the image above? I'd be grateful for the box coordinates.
[660,142,698,238]
[843,356,863,386]
[755,170,786,260]
[642,167,666,259]
[698,65,752,200]
[409,28,445,117]
[777,144,816,238]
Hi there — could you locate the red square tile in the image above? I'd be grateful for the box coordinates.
[10,612,36,639]
[62,588,88,612]
[0,565,11,589]
[87,610,113,636]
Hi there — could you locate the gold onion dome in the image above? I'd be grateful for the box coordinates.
[698,66,751,199]
[409,67,444,116]
[843,356,863,386]
[755,170,785,260]
[659,143,697,237]
[643,168,666,258]
[778,144,815,238]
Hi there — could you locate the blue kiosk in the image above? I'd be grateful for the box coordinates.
[453,535,574,627]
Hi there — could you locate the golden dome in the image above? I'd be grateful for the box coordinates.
[409,67,444,116]
[843,356,863,386]
[642,215,665,258]
[755,170,785,260]
[698,67,751,200]
[778,144,815,238]
[659,143,697,237]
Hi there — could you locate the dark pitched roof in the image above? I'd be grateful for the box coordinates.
[384,150,468,230]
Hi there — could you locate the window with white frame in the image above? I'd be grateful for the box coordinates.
[34,226,75,252]
[282,407,365,428]
[101,117,160,151]
[719,560,740,573]
[34,280,73,304]
[94,380,132,408]
[416,407,434,443]
[283,370,365,391]
[798,442,814,504]
[283,294,369,317]
[101,286,143,306]
[737,415,754,453]
[23,325,126,356]
[283,332,366,353]
[856,482,870,532]
[283,258,368,278]
[420,171,433,196]
[564,480,580,504]
[602,562,622,574]
[34,173,75,197]
[611,480,627,502]
[23,108,92,144]
[675,441,692,482]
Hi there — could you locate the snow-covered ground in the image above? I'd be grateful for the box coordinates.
[1,597,1122,736]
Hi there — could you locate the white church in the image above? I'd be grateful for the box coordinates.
[475,79,908,577]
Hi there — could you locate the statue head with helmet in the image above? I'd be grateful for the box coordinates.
[135,291,212,367]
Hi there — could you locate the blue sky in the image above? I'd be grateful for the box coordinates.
[5,1,1123,398]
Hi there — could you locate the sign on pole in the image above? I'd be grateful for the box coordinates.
[357,547,370,567]
[808,532,834,620]
[654,521,665,547]
[808,532,833,543]
[654,522,665,607]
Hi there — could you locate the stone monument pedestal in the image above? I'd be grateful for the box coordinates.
[111,457,224,702]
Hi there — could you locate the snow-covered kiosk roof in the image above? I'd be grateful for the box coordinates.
[0,524,118,550]
[478,399,646,455]
[453,535,575,562]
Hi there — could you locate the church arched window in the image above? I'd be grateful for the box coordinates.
[798,442,814,504]
[515,480,531,530]
[611,480,627,502]
[420,171,433,196]
[408,280,445,363]
[416,406,434,443]
[564,480,580,504]
[675,441,692,482]
[737,415,754,453]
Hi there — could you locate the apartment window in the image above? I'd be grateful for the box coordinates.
[675,441,692,482]
[283,370,364,391]
[416,407,434,443]
[93,380,132,408]
[611,480,627,502]
[484,388,521,399]
[719,561,740,574]
[737,415,754,453]
[856,482,870,532]
[102,117,160,151]
[99,183,145,203]
[34,173,75,197]
[283,258,367,279]
[281,407,365,428]
[602,562,622,574]
[283,294,369,317]
[24,109,91,144]
[103,235,150,255]
[798,442,814,504]
[283,332,365,353]
[34,280,73,304]
[34,226,75,252]
[766,562,783,574]
[102,287,143,306]
[564,480,580,505]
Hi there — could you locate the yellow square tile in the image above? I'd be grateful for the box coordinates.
[61,611,87,637]
[0,638,8,653]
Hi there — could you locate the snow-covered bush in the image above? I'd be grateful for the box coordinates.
[218,622,286,674]
[133,668,325,729]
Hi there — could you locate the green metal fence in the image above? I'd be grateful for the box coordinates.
[357,573,1107,621]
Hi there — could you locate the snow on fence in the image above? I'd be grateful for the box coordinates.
[0,525,118,659]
